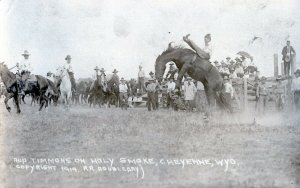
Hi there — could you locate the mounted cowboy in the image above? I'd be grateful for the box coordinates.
[16,50,33,94]
[63,55,76,92]
[99,68,107,91]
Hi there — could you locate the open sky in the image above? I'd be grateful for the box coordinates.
[0,0,299,79]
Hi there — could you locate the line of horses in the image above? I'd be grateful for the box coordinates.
[1,42,231,115]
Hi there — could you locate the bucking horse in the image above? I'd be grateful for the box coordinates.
[155,43,232,114]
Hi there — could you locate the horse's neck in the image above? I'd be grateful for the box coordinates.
[0,69,16,85]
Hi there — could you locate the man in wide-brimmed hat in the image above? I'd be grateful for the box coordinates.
[255,76,268,114]
[63,54,76,92]
[119,77,128,110]
[137,65,146,93]
[165,62,178,80]
[146,78,157,111]
[274,75,285,111]
[183,33,212,61]
[282,40,296,76]
[183,77,197,112]
[292,69,300,110]
[16,50,33,94]
[149,71,155,79]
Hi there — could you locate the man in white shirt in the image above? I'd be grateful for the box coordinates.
[138,65,146,93]
[17,50,33,94]
[119,77,128,110]
[64,55,76,92]
[223,76,234,113]
[184,77,197,111]
[167,78,176,109]
[183,33,212,61]
[293,69,300,110]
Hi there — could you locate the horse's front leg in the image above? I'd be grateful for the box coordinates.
[4,93,14,112]
[175,63,190,89]
[14,92,21,114]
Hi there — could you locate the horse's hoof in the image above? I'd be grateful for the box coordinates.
[17,110,21,114]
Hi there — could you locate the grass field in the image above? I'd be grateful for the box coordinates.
[0,97,299,188]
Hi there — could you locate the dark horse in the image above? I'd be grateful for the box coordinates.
[155,43,231,113]
[105,74,120,107]
[0,62,21,113]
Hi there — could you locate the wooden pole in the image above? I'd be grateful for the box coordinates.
[274,54,278,77]
[243,77,248,112]
[281,62,284,76]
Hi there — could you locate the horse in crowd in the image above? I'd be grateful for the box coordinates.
[155,42,232,114]
[55,66,72,108]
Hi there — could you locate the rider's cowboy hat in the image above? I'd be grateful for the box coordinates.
[169,63,175,66]
[100,68,105,72]
[294,69,300,75]
[22,50,30,56]
[235,57,242,62]
[112,69,118,73]
[94,66,100,71]
[204,33,211,40]
[65,55,72,60]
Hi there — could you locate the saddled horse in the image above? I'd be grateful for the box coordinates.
[0,62,21,113]
[105,74,120,107]
[55,67,72,108]
[155,43,232,113]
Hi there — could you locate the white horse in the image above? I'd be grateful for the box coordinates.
[56,66,72,108]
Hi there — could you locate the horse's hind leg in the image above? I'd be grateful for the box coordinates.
[4,93,14,112]
[13,93,21,113]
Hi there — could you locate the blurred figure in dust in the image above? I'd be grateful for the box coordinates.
[255,77,268,113]
[292,69,300,110]
[274,76,285,111]
[223,76,234,113]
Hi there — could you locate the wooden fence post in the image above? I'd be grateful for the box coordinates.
[274,53,278,77]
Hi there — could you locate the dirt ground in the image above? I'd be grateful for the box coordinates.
[0,97,299,188]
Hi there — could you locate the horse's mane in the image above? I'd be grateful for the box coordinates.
[156,45,194,62]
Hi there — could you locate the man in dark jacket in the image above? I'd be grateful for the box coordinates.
[282,40,296,76]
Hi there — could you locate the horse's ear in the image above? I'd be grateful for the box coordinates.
[168,42,174,49]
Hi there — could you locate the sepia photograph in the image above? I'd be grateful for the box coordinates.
[0,0,299,187]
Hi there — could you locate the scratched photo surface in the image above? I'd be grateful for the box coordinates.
[0,0,300,187]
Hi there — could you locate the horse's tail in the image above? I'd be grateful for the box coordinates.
[215,83,233,113]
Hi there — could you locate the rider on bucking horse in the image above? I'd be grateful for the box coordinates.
[183,33,212,62]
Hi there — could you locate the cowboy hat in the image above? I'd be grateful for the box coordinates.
[294,69,300,75]
[22,50,30,56]
[112,69,118,73]
[169,63,174,66]
[65,55,71,60]
[205,33,211,40]
[120,77,125,81]
[186,77,192,80]
[94,66,100,71]
[100,68,105,72]
[226,57,231,60]
[149,71,154,75]
[221,60,226,64]
[240,56,246,60]
[223,76,229,80]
